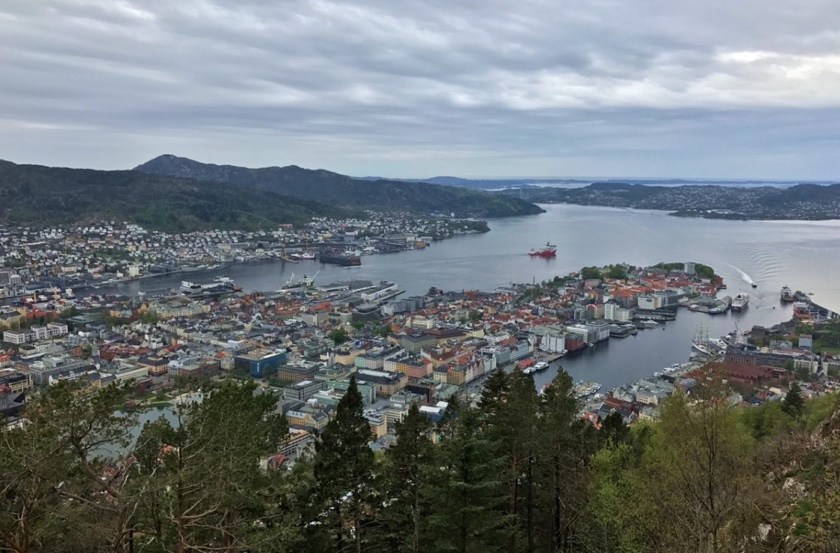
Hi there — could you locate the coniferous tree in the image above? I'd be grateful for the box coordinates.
[427,404,507,553]
[130,381,287,553]
[375,403,435,553]
[0,409,75,553]
[312,376,375,553]
[478,368,510,419]
[533,369,589,552]
[25,380,138,553]
[783,381,805,419]
[599,411,629,447]
[482,370,540,552]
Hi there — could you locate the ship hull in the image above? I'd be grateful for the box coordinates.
[319,254,361,266]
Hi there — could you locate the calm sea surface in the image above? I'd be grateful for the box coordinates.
[102,205,840,389]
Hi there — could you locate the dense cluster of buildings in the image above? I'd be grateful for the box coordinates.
[0,215,485,300]
[1,259,837,461]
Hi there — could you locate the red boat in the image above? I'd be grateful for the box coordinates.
[529,242,557,257]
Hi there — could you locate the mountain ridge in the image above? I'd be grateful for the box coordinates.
[135,155,545,218]
[0,159,359,232]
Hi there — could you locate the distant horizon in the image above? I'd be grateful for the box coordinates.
[3,155,837,185]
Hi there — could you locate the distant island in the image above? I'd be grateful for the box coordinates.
[499,181,840,221]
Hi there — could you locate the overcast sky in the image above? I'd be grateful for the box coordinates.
[2,0,839,179]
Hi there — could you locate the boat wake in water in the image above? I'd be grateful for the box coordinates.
[727,263,755,287]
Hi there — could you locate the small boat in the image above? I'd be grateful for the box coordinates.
[533,361,549,372]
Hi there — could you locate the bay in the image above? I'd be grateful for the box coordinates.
[100,204,840,390]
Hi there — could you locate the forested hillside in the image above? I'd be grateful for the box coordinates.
[0,160,357,232]
[2,371,838,552]
[135,155,545,218]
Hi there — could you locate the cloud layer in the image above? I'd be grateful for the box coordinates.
[2,0,839,178]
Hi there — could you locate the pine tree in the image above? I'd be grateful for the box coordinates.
[24,380,138,553]
[313,376,375,553]
[130,380,287,553]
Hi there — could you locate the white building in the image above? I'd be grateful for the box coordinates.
[539,333,566,353]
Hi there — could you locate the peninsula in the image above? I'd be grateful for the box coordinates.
[500,181,840,220]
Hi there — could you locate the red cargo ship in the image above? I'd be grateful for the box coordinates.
[528,242,557,257]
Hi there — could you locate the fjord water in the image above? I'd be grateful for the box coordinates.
[109,205,840,389]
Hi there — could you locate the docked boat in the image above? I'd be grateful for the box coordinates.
[320,252,362,266]
[573,381,602,399]
[692,328,727,356]
[731,293,749,311]
[180,278,238,296]
[279,272,318,292]
[533,361,549,372]
[529,242,557,257]
[781,286,794,302]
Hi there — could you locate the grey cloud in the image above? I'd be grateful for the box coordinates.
[1,0,839,178]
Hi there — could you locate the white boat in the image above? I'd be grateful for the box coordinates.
[780,286,794,302]
[731,293,749,311]
[533,361,549,372]
[573,381,602,399]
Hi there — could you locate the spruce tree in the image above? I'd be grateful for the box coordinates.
[534,369,588,552]
[783,381,805,419]
[427,405,507,553]
[483,370,540,552]
[313,375,375,553]
[478,368,510,419]
[376,403,435,553]
[129,381,287,553]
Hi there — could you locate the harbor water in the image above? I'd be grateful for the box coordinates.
[98,204,840,389]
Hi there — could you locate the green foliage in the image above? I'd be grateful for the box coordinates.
[784,382,806,419]
[138,310,159,324]
[694,262,715,279]
[606,265,627,279]
[580,266,602,280]
[740,399,795,441]
[311,376,375,551]
[135,154,545,218]
[375,403,436,553]
[59,306,80,318]
[328,327,349,345]
[7,362,840,553]
[0,159,360,231]
[426,403,508,553]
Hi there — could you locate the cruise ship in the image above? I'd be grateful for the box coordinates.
[731,293,749,311]
[180,278,239,296]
